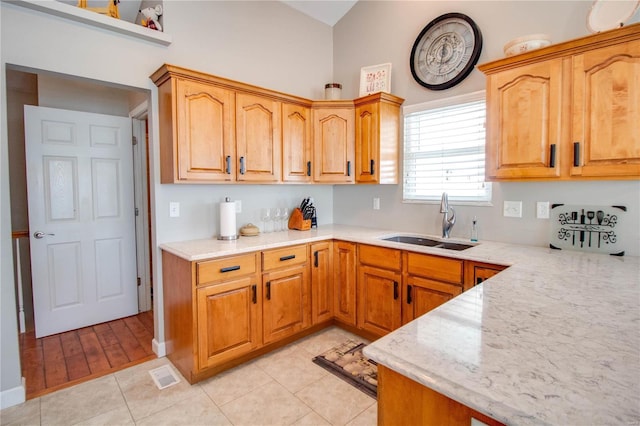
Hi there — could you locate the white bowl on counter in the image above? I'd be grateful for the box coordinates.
[503,33,552,57]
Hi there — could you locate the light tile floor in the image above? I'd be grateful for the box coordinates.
[1,327,377,426]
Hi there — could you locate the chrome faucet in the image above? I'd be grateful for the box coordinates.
[440,192,456,238]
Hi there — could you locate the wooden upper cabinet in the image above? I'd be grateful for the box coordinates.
[313,102,355,183]
[159,77,235,183]
[571,39,640,177]
[236,93,281,182]
[484,59,564,179]
[354,93,404,184]
[479,23,640,180]
[282,103,312,182]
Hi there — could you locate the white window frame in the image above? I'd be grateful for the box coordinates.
[402,90,492,206]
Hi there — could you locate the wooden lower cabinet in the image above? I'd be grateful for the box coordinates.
[310,241,333,324]
[197,276,261,369]
[378,365,504,426]
[262,264,310,344]
[333,241,357,326]
[357,245,402,337]
[464,261,508,291]
[404,275,462,323]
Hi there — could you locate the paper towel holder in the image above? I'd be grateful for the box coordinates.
[218,197,239,241]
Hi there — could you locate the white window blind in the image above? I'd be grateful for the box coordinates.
[403,91,491,203]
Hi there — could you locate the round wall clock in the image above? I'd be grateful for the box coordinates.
[410,13,483,91]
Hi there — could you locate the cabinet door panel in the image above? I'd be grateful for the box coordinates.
[333,241,357,325]
[197,276,261,370]
[486,59,563,179]
[236,93,281,182]
[176,79,235,181]
[283,103,312,182]
[263,265,310,344]
[313,107,355,183]
[404,276,462,323]
[572,40,640,177]
[357,265,402,337]
[311,241,333,324]
[355,103,378,183]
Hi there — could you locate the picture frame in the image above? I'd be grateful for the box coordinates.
[359,63,392,96]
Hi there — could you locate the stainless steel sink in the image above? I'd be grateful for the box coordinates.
[381,235,475,251]
[381,235,441,246]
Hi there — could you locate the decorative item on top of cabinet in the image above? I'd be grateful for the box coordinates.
[354,93,404,184]
[312,101,355,183]
[478,23,640,180]
[357,244,402,337]
[333,241,357,326]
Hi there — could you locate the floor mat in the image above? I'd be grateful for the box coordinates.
[312,339,377,398]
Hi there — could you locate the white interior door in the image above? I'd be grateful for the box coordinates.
[25,105,138,338]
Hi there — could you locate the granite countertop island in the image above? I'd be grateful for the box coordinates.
[160,225,640,425]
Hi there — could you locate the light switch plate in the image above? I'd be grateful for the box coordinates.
[235,200,242,213]
[373,197,380,210]
[536,201,550,219]
[503,201,522,218]
[169,202,180,218]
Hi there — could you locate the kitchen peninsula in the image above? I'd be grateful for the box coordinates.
[160,225,640,425]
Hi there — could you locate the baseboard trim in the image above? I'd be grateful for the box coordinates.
[152,338,166,357]
[0,377,26,410]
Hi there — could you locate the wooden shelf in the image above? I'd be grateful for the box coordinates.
[11,0,172,46]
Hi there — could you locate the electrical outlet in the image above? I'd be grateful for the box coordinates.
[169,202,180,218]
[373,197,380,210]
[235,200,242,213]
[503,201,522,218]
[536,201,550,219]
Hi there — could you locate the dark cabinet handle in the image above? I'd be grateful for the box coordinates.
[370,159,375,175]
[347,161,351,176]
[549,144,556,168]
[239,157,245,175]
[407,285,412,304]
[393,281,399,300]
[280,254,295,261]
[252,284,257,304]
[220,265,240,273]
[314,251,318,267]
[307,161,311,177]
[225,155,231,174]
[476,277,484,285]
[266,281,271,300]
[573,142,580,167]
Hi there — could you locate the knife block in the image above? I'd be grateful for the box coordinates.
[288,208,311,231]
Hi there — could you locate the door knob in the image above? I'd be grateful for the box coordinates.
[33,231,55,239]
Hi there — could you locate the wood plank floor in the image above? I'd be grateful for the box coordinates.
[19,311,156,400]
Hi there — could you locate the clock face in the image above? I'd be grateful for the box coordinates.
[410,13,483,90]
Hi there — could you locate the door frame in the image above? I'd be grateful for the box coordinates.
[130,101,152,312]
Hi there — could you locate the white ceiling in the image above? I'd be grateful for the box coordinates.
[281,0,358,26]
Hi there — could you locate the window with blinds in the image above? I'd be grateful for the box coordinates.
[403,91,491,203]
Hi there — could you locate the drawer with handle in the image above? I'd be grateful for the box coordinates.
[262,244,308,271]
[196,252,259,285]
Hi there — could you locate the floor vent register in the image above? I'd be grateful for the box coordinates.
[149,364,181,390]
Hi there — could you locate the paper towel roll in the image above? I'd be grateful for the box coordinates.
[219,199,238,240]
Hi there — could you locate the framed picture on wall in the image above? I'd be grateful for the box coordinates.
[359,63,392,96]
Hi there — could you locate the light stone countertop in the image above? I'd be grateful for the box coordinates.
[160,224,640,425]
